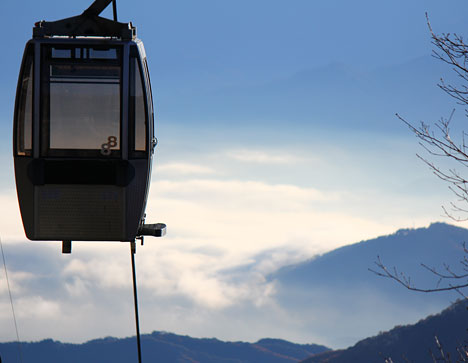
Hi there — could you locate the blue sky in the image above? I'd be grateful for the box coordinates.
[1,0,468,349]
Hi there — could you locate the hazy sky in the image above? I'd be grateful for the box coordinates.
[1,0,468,349]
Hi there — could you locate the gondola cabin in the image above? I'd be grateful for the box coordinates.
[13,2,161,245]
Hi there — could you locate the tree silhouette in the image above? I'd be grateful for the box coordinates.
[372,14,468,298]
[371,15,468,362]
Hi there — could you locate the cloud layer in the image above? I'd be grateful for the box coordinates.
[0,136,461,347]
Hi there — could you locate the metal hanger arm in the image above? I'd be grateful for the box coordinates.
[82,0,114,18]
[33,0,133,39]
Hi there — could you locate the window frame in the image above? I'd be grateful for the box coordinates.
[40,44,123,158]
[14,43,35,157]
[128,45,150,159]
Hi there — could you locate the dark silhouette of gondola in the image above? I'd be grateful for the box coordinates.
[13,0,165,253]
[12,1,165,362]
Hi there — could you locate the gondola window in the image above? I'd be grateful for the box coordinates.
[42,46,122,156]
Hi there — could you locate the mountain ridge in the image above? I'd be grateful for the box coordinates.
[301,299,468,363]
[270,222,468,347]
[156,54,458,134]
[0,332,329,363]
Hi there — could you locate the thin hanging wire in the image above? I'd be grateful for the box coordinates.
[130,241,142,363]
[0,237,23,363]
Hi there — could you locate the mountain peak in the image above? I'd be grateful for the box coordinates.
[302,299,468,362]
[272,221,468,347]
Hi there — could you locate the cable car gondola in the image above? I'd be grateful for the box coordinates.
[13,0,165,251]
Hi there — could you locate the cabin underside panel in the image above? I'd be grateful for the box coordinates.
[34,184,125,240]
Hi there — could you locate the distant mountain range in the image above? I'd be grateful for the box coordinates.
[301,299,468,363]
[0,333,329,363]
[155,55,459,135]
[2,301,467,363]
[269,222,468,347]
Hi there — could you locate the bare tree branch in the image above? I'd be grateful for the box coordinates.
[369,256,468,294]
[373,15,468,363]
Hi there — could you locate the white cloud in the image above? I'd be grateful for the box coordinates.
[0,270,35,296]
[16,296,61,319]
[146,178,399,257]
[153,178,339,206]
[64,255,131,290]
[156,162,216,175]
[226,149,302,164]
[135,246,277,310]
[0,191,26,241]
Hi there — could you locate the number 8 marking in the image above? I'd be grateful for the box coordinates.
[101,136,118,156]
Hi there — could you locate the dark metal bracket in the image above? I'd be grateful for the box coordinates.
[138,223,167,238]
[60,224,166,254]
[33,0,136,39]
[62,240,72,254]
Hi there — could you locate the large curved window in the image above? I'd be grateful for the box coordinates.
[41,45,122,157]
[129,52,148,156]
[16,46,34,156]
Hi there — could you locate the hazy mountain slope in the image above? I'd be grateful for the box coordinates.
[157,55,458,134]
[270,222,468,347]
[0,333,329,363]
[301,299,468,363]
[274,222,466,288]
